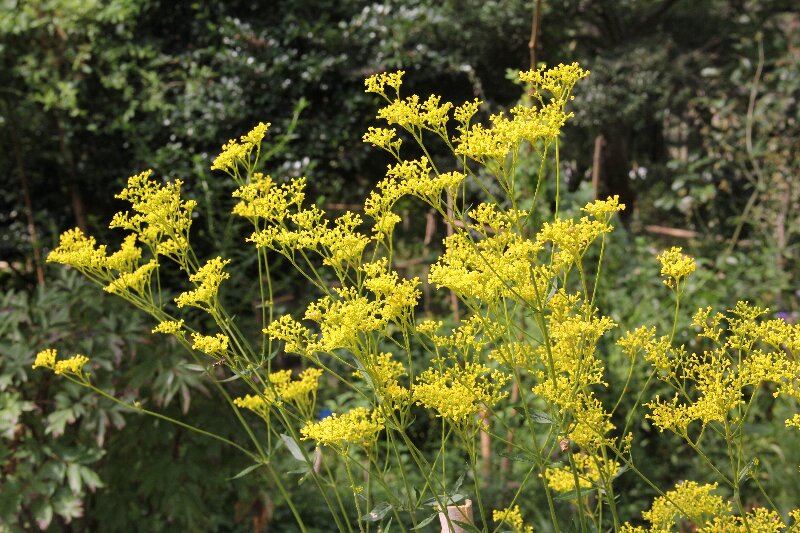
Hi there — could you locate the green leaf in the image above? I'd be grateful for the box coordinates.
[280,433,305,462]
[66,463,81,494]
[452,470,466,492]
[554,486,596,501]
[498,452,537,464]
[528,411,553,424]
[738,458,759,484]
[361,501,392,522]
[412,513,438,530]
[79,466,103,491]
[227,463,263,480]
[32,499,53,530]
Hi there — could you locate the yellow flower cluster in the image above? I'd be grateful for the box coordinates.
[536,197,624,269]
[453,102,568,166]
[362,265,421,324]
[518,62,590,103]
[47,228,109,276]
[376,94,454,136]
[542,452,619,494]
[33,349,90,378]
[234,368,324,420]
[211,121,270,174]
[174,257,231,310]
[362,127,402,157]
[152,319,185,335]
[190,332,229,356]
[264,315,313,356]
[359,352,410,410]
[412,362,509,427]
[642,302,800,435]
[300,407,384,451]
[429,230,548,305]
[530,291,617,449]
[245,184,372,273]
[109,170,196,262]
[364,70,405,98]
[489,342,533,367]
[104,259,159,296]
[105,234,142,272]
[32,349,57,370]
[657,246,696,289]
[266,267,420,359]
[276,368,324,420]
[470,202,528,232]
[427,314,497,358]
[639,481,729,531]
[363,157,465,233]
[54,355,90,376]
[232,174,306,222]
[493,505,533,533]
[702,507,785,532]
[233,394,270,418]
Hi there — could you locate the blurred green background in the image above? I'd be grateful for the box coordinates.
[1,0,798,530]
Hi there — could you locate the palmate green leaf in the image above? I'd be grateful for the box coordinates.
[52,488,83,522]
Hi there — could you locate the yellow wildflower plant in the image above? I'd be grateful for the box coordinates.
[356,352,411,412]
[518,62,590,104]
[276,368,324,421]
[45,63,800,533]
[701,507,785,533]
[234,368,323,421]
